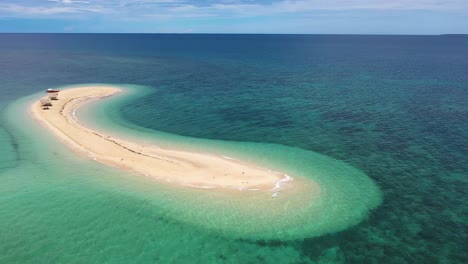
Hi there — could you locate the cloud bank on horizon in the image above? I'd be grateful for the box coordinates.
[0,0,467,33]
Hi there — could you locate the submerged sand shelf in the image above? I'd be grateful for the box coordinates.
[31,86,302,192]
[21,84,382,240]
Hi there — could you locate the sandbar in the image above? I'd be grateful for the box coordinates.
[31,86,295,191]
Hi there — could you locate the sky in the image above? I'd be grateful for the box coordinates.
[0,0,467,34]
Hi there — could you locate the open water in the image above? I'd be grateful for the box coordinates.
[0,34,466,263]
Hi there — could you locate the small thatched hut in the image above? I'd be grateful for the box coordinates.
[40,98,52,109]
[47,89,60,100]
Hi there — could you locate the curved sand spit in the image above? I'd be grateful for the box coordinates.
[31,86,297,191]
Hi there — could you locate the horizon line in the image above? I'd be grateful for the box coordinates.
[1,32,467,36]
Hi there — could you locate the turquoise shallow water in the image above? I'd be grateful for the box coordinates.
[1,85,380,263]
[77,84,381,239]
[0,34,467,263]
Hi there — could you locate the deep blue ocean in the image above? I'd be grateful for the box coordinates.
[0,34,467,263]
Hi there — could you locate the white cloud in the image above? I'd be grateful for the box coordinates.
[48,0,91,4]
[205,0,468,15]
[0,3,102,16]
[128,0,468,19]
[1,0,467,19]
[129,0,467,21]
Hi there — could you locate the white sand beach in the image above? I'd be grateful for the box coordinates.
[31,86,295,191]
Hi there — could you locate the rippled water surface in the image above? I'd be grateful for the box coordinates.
[0,34,467,263]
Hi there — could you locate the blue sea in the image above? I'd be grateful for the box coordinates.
[0,34,467,263]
